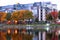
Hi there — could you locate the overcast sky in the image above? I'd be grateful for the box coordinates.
[0,0,60,10]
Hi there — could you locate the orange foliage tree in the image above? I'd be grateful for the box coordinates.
[0,12,7,22]
[11,11,20,24]
[50,11,58,23]
[50,11,58,20]
[46,13,53,21]
[11,10,33,23]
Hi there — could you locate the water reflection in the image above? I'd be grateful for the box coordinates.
[0,29,48,40]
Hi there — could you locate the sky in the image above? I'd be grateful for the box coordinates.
[0,0,60,10]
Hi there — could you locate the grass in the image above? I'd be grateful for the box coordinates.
[1,23,60,27]
[50,24,60,26]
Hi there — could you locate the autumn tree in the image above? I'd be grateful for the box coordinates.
[50,10,58,20]
[11,11,20,21]
[6,13,11,21]
[11,10,33,21]
[0,12,6,22]
[50,10,58,23]
[5,13,12,24]
[24,10,33,19]
[46,13,53,22]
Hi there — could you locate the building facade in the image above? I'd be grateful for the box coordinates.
[31,2,57,21]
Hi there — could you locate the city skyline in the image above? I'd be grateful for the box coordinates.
[0,0,60,11]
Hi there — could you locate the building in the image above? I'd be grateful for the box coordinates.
[0,2,57,21]
[31,2,57,21]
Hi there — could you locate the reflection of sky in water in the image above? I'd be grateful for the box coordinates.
[32,36,38,40]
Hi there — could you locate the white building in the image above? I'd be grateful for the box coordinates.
[31,2,57,21]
